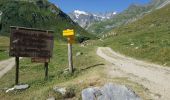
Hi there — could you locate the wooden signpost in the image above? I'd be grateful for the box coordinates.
[9,26,54,85]
[63,29,75,73]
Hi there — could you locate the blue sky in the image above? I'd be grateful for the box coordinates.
[49,0,150,13]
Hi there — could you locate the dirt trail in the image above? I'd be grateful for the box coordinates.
[0,58,15,78]
[97,47,170,100]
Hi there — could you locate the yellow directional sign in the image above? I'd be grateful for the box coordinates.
[62,29,75,73]
[63,29,74,37]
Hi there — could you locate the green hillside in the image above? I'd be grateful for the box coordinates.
[0,0,95,42]
[88,4,149,35]
[102,4,170,66]
[88,0,169,35]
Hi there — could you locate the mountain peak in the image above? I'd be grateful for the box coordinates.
[69,10,117,28]
[113,12,117,15]
[74,10,89,15]
[73,10,89,19]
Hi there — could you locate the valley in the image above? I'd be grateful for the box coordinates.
[0,0,170,100]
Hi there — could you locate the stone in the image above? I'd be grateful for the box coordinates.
[76,52,83,56]
[135,47,139,49]
[5,87,15,93]
[46,97,55,100]
[53,87,67,96]
[82,87,100,100]
[130,43,134,46]
[64,68,69,74]
[81,83,141,100]
[14,84,29,90]
[98,83,140,100]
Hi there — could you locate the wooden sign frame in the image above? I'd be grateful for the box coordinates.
[9,26,54,58]
[31,57,50,63]
[9,26,54,84]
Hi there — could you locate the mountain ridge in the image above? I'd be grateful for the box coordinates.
[88,0,170,35]
[68,10,116,29]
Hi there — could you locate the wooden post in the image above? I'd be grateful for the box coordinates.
[68,43,73,73]
[15,57,19,85]
[44,62,48,80]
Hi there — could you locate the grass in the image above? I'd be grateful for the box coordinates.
[0,40,152,99]
[0,41,102,100]
[99,4,170,67]
[0,36,10,60]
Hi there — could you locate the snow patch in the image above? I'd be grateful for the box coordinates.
[113,12,117,15]
[74,10,89,18]
[74,10,88,15]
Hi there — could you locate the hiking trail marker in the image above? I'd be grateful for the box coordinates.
[63,29,75,73]
[9,26,54,85]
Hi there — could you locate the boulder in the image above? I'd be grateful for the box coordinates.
[53,86,75,98]
[6,84,29,93]
[82,83,141,100]
[82,87,101,100]
[53,87,66,96]
[14,84,29,90]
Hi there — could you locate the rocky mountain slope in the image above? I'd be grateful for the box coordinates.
[0,0,95,42]
[68,10,116,29]
[88,0,170,35]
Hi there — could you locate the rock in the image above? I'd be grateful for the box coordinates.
[76,52,83,56]
[99,83,140,100]
[5,84,29,93]
[46,97,55,100]
[82,83,141,100]
[14,84,29,90]
[53,86,75,98]
[130,43,134,46]
[81,44,85,47]
[64,68,69,74]
[53,87,66,96]
[5,87,15,93]
[135,47,139,49]
[82,87,101,100]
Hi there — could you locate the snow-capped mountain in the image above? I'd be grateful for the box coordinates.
[68,10,117,29]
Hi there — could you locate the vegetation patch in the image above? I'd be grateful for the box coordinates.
[0,42,101,99]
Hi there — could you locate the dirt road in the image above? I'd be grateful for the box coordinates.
[0,58,15,78]
[97,47,170,100]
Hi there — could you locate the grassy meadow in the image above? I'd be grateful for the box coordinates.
[99,4,170,66]
[0,41,103,99]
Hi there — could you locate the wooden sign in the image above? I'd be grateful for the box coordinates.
[63,29,74,37]
[9,26,54,58]
[31,57,50,63]
[63,29,75,73]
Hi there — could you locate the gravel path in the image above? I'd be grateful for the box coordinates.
[97,47,170,100]
[0,58,15,78]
